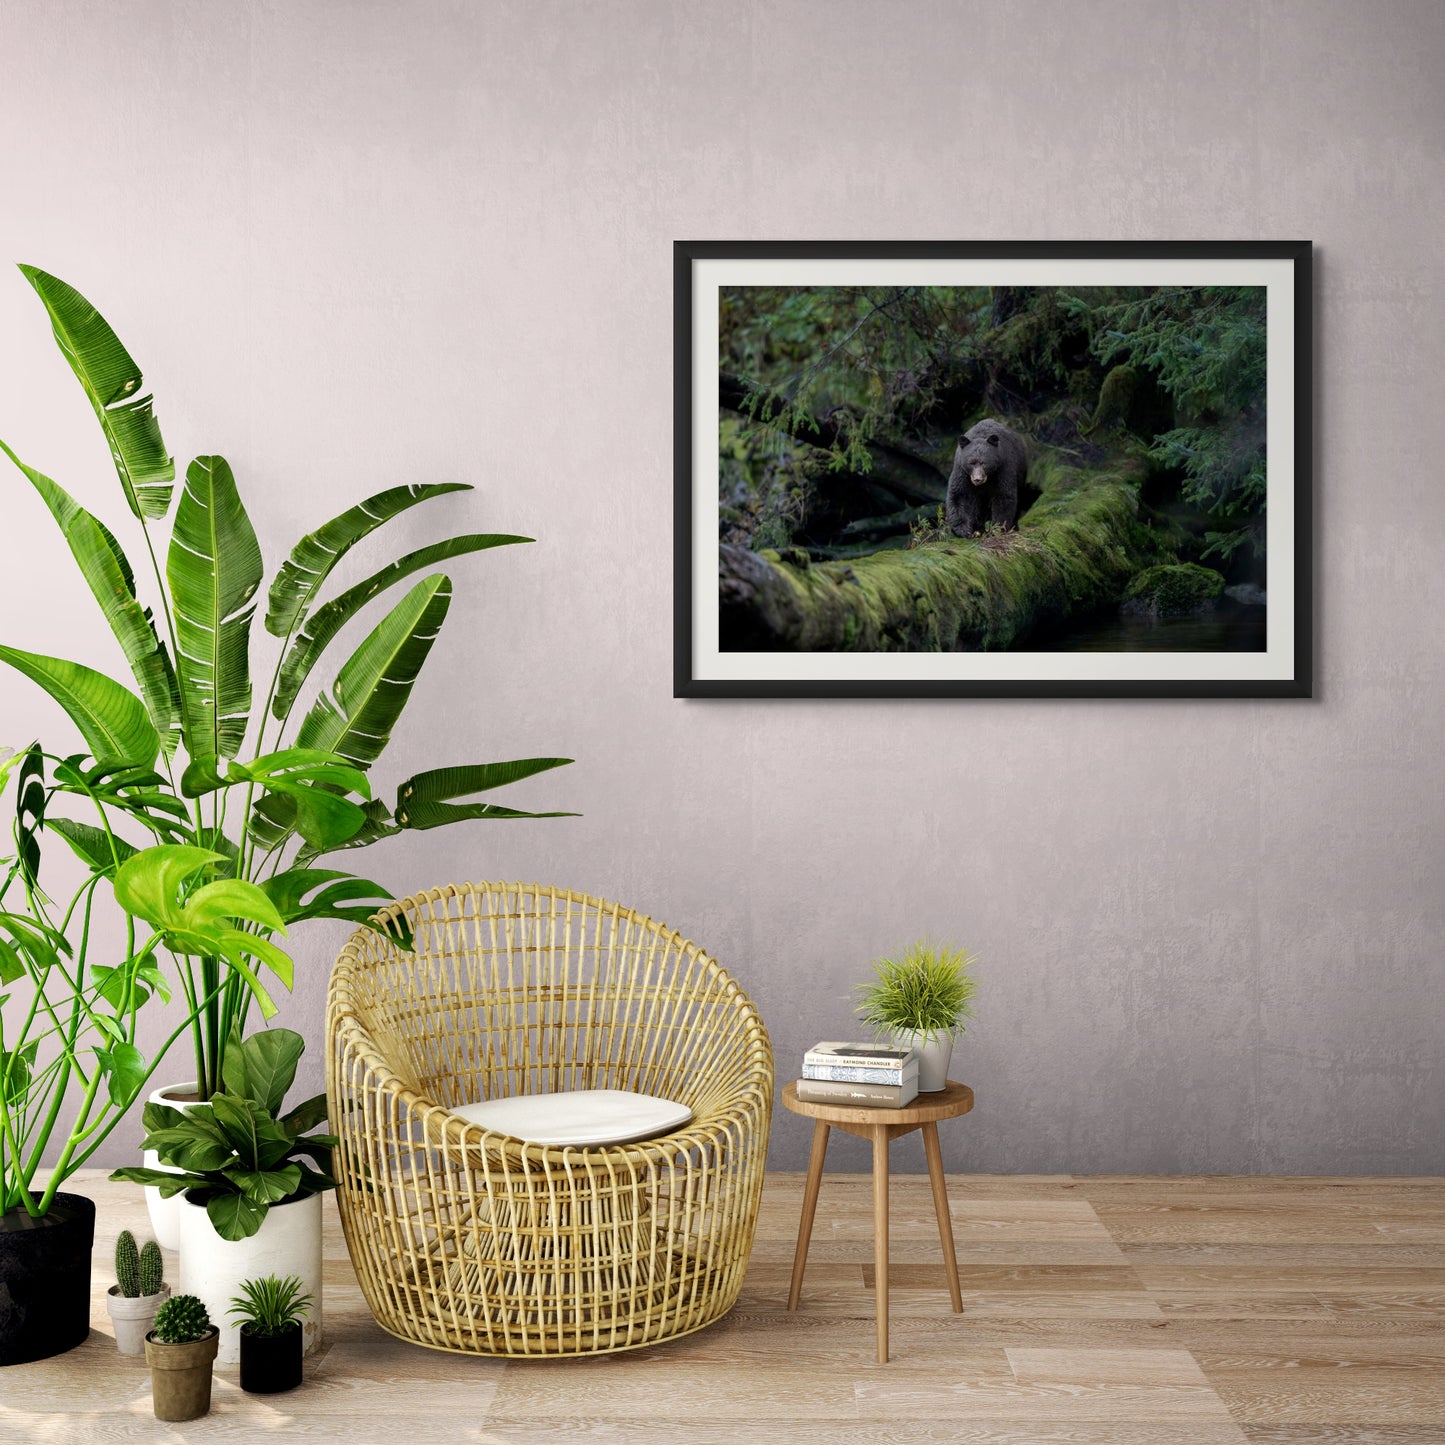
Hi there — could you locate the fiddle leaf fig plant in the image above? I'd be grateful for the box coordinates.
[111,1026,336,1242]
[1,266,575,1099]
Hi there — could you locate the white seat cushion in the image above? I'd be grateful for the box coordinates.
[449,1088,692,1147]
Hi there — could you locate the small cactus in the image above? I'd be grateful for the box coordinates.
[152,1294,211,1345]
[115,1229,140,1298]
[139,1239,164,1297]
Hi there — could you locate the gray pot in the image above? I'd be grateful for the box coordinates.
[106,1283,170,1356]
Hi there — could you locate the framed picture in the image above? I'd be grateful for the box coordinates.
[675,240,1312,698]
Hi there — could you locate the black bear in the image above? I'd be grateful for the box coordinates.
[945,419,1028,536]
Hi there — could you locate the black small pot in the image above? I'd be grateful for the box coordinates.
[0,1192,95,1366]
[239,1320,303,1393]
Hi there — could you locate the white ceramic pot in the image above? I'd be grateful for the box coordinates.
[106,1283,170,1355]
[178,1190,323,1364]
[898,1031,954,1092]
[143,1082,210,1251]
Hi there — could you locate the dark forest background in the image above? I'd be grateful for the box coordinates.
[718,285,1267,588]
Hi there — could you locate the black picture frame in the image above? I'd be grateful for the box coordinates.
[675,239,1312,699]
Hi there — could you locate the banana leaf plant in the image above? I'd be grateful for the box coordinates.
[1,746,289,1217]
[1,266,574,1100]
[111,1026,335,1241]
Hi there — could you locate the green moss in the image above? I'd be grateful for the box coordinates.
[1088,364,1139,434]
[1123,563,1225,617]
[741,440,1171,651]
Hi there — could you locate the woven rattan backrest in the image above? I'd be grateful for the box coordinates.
[339,882,758,1113]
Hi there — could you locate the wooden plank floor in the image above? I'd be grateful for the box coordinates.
[2,1170,1442,1442]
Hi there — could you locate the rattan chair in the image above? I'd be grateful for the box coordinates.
[326,881,774,1358]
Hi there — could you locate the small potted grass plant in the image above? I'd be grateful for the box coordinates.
[145,1294,218,1421]
[855,939,979,1092]
[228,1274,315,1393]
[106,1230,169,1355]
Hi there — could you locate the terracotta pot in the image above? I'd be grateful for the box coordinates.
[240,1320,303,1393]
[106,1282,171,1355]
[145,1325,219,1421]
[0,1192,94,1366]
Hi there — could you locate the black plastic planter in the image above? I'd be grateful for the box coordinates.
[0,1192,95,1365]
[239,1321,303,1393]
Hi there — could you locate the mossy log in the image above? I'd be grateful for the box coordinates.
[719,447,1168,652]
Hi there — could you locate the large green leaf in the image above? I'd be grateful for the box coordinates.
[167,456,262,759]
[1,439,181,755]
[19,266,175,520]
[219,1026,303,1116]
[261,868,396,929]
[265,482,471,639]
[295,574,452,770]
[273,533,529,718]
[0,645,159,768]
[49,817,139,877]
[393,757,576,830]
[205,1191,265,1241]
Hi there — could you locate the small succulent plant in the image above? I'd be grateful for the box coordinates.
[151,1294,212,1345]
[228,1274,315,1337]
[117,1231,167,1298]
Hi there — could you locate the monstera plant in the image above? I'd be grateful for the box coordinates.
[0,266,573,1100]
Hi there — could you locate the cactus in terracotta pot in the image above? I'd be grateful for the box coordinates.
[145,1294,218,1422]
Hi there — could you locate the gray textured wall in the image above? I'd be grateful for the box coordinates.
[0,1,1441,1175]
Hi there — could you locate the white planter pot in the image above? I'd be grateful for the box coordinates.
[143,1082,210,1251]
[178,1191,323,1364]
[898,1031,954,1093]
[106,1283,170,1355]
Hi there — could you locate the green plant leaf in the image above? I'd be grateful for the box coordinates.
[273,533,529,716]
[289,1155,338,1192]
[0,440,182,754]
[260,869,395,928]
[210,1092,293,1169]
[0,645,159,768]
[108,1165,216,1198]
[167,455,262,760]
[48,818,139,877]
[19,265,175,520]
[94,1040,148,1109]
[277,1091,330,1139]
[113,845,224,931]
[265,482,471,639]
[396,757,573,804]
[391,757,576,830]
[295,574,452,770]
[180,879,286,935]
[230,1163,301,1209]
[294,798,400,861]
[205,1191,265,1241]
[219,1027,303,1116]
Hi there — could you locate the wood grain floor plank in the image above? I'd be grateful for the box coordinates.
[475,1422,1252,1444]
[12,1170,1444,1440]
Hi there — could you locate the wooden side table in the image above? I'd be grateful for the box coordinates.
[781,1078,975,1363]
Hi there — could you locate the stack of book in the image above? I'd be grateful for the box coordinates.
[797,1041,920,1108]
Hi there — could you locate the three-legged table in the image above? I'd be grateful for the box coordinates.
[781,1078,975,1363]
